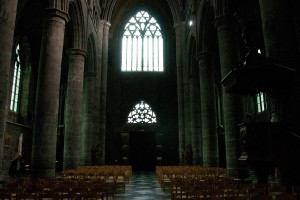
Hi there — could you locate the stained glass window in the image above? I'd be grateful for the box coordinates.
[122,11,163,72]
[10,44,21,112]
[256,92,266,113]
[127,101,157,123]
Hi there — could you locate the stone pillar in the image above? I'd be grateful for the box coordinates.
[98,20,110,165]
[189,73,202,165]
[259,0,300,124]
[93,20,103,161]
[63,49,86,170]
[174,22,186,165]
[197,52,219,167]
[259,0,299,67]
[214,14,243,177]
[31,7,69,178]
[80,72,96,166]
[183,56,191,165]
[0,0,18,178]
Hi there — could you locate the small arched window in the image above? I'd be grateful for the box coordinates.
[127,101,157,123]
[10,44,22,112]
[122,11,163,72]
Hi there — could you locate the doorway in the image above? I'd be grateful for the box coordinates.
[129,132,156,171]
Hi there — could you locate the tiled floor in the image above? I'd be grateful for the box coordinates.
[115,171,171,200]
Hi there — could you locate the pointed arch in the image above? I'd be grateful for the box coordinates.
[188,36,198,77]
[121,10,164,72]
[85,34,97,74]
[197,0,215,52]
[101,0,183,24]
[68,0,86,49]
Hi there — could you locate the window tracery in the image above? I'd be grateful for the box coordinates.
[122,11,163,72]
[127,101,157,123]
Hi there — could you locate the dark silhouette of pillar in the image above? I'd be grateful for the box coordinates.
[80,72,96,166]
[197,52,219,167]
[189,73,202,165]
[98,20,110,165]
[214,14,243,177]
[174,22,186,165]
[259,0,300,123]
[0,0,18,179]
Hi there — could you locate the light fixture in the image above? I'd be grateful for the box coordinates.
[257,49,261,54]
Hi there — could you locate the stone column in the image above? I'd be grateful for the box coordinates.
[174,22,186,165]
[63,49,86,170]
[214,14,243,177]
[0,0,18,178]
[259,0,299,67]
[197,52,219,167]
[31,8,69,178]
[259,0,300,124]
[93,20,103,161]
[98,20,110,165]
[189,73,202,165]
[183,56,191,165]
[80,72,96,166]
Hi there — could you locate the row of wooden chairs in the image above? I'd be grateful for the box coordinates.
[0,166,132,200]
[0,178,110,200]
[156,166,300,200]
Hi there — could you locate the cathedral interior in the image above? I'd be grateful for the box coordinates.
[1,0,300,196]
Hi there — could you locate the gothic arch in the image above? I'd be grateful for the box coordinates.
[188,36,198,77]
[68,0,86,49]
[197,0,215,52]
[86,34,97,74]
[101,0,183,24]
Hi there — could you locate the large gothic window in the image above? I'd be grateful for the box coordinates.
[10,44,22,112]
[122,11,163,72]
[127,101,157,123]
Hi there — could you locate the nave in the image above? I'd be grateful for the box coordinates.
[115,171,170,200]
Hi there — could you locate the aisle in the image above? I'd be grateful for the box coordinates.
[114,171,171,200]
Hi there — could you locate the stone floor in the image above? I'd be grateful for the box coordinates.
[114,171,171,200]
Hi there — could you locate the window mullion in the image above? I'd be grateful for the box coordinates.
[157,36,159,71]
[125,36,128,71]
[147,36,150,71]
[141,35,144,71]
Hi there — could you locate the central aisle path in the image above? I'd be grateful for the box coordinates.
[114,171,171,200]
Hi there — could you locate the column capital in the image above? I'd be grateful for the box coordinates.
[99,20,111,28]
[213,14,236,31]
[44,8,70,24]
[67,48,87,58]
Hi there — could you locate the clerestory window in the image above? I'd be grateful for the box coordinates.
[121,11,163,72]
[10,44,22,112]
[127,101,157,123]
